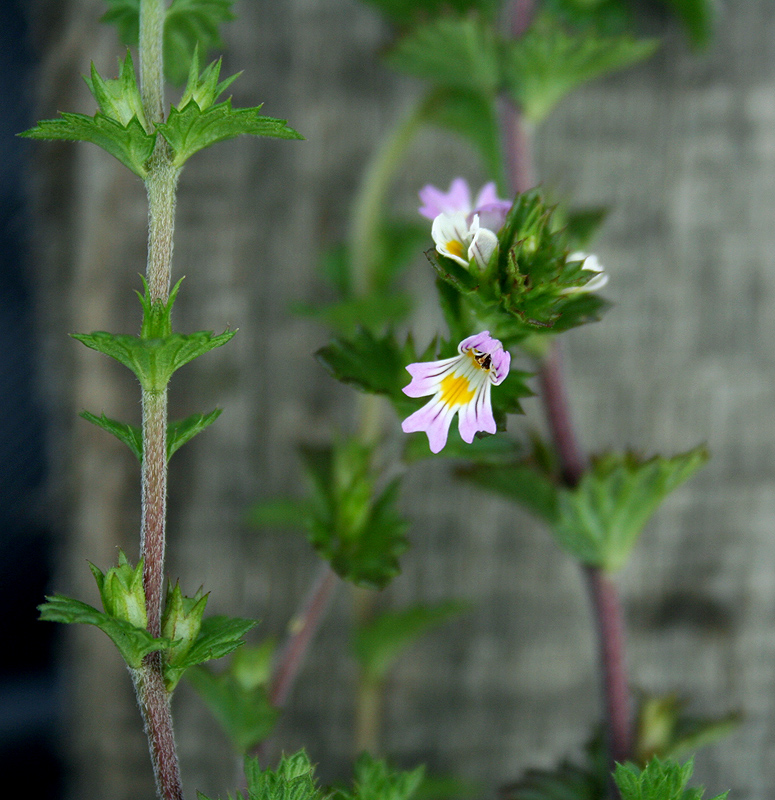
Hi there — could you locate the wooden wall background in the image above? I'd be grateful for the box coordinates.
[26,1,775,799]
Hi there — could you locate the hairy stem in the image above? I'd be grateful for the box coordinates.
[133,660,185,800]
[137,4,184,799]
[269,564,339,709]
[139,0,166,126]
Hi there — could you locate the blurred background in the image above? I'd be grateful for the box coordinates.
[6,0,775,798]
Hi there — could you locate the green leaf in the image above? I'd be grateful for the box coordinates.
[551,447,709,572]
[634,694,741,765]
[186,656,279,754]
[342,754,425,800]
[658,0,717,49]
[80,408,222,461]
[101,0,237,85]
[157,98,303,167]
[298,440,410,589]
[20,112,155,178]
[614,757,728,800]
[420,87,505,189]
[315,329,421,414]
[386,16,500,96]
[72,329,235,391]
[168,409,223,458]
[165,614,257,690]
[39,594,172,669]
[502,16,659,123]
[80,411,143,460]
[353,602,469,683]
[293,293,412,337]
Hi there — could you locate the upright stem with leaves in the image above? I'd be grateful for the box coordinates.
[134,2,185,799]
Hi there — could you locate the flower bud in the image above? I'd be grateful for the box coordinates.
[89,551,147,630]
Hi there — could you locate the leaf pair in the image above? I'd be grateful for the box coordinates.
[460,446,709,572]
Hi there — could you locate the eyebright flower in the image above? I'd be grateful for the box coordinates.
[401,332,511,454]
[419,178,512,271]
[560,251,609,295]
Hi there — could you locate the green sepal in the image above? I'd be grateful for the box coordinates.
[160,581,208,688]
[39,554,176,670]
[156,98,303,167]
[386,16,501,96]
[185,641,279,754]
[353,601,469,684]
[237,751,323,800]
[89,549,147,629]
[502,16,659,123]
[85,49,149,131]
[80,408,223,461]
[614,757,728,800]
[179,46,240,111]
[101,0,236,86]
[163,612,256,691]
[20,111,155,178]
[634,693,741,765]
[337,754,425,800]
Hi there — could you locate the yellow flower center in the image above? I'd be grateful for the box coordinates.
[440,373,476,408]
[445,240,466,260]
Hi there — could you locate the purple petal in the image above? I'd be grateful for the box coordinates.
[458,330,493,353]
[473,181,500,209]
[402,397,457,453]
[403,356,462,397]
[474,203,510,233]
[418,178,471,219]
[489,348,510,385]
[457,381,496,443]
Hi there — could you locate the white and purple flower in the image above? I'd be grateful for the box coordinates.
[419,179,512,271]
[401,331,511,454]
[560,251,608,295]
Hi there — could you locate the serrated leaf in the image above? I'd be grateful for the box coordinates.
[614,757,728,800]
[80,410,143,460]
[387,16,501,95]
[420,87,504,188]
[168,409,222,458]
[551,447,709,572]
[186,662,279,754]
[157,99,302,166]
[315,329,419,414]
[20,112,155,178]
[81,408,222,461]
[353,601,469,683]
[72,328,235,391]
[101,0,236,85]
[39,594,172,669]
[343,754,425,800]
[501,747,605,800]
[502,16,659,123]
[244,751,324,800]
[297,440,410,589]
[165,614,256,689]
[658,0,717,48]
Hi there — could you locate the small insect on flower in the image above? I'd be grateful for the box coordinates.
[401,331,511,454]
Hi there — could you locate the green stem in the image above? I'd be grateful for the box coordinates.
[139,0,166,126]
[349,99,424,297]
[137,4,184,799]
